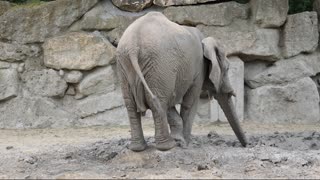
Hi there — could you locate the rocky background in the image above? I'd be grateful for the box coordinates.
[0,0,319,129]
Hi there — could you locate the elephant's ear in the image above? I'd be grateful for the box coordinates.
[202,37,223,93]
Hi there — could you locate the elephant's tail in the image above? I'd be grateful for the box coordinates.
[129,48,163,111]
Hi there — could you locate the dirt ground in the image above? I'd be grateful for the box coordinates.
[1,121,320,179]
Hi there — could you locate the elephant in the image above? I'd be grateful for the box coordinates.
[116,12,247,151]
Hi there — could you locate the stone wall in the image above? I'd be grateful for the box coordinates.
[0,0,319,129]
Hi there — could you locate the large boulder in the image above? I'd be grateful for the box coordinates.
[78,106,129,126]
[240,29,281,61]
[154,0,218,6]
[0,0,98,43]
[0,1,10,16]
[282,12,318,58]
[43,32,116,70]
[23,69,68,97]
[111,0,152,12]
[245,77,320,124]
[0,42,40,62]
[245,53,320,89]
[251,0,288,28]
[0,97,77,129]
[196,56,244,123]
[163,2,249,26]
[70,0,161,31]
[77,66,115,97]
[197,20,256,56]
[76,91,124,118]
[0,68,19,102]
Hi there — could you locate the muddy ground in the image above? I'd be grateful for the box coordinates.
[1,121,320,179]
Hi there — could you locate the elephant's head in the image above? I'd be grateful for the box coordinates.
[201,37,247,147]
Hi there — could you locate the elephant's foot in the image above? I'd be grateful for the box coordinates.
[129,140,147,152]
[156,137,176,151]
[171,131,186,148]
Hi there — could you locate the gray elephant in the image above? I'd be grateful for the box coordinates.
[116,12,247,151]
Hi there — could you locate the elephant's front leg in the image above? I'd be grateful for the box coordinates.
[180,85,201,144]
[167,107,185,145]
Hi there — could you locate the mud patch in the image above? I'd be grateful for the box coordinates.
[1,127,320,179]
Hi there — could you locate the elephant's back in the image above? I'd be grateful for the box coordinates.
[117,12,203,107]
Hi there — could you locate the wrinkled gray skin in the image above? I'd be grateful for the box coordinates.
[116,12,247,151]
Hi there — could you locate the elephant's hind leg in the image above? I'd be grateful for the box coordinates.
[119,72,147,152]
[149,99,176,151]
[167,107,185,145]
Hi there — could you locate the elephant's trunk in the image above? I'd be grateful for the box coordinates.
[216,94,247,147]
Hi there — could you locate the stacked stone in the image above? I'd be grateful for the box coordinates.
[0,0,320,129]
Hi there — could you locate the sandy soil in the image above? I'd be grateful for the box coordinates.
[1,121,320,179]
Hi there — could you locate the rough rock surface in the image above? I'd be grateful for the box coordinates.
[71,0,161,31]
[163,2,249,26]
[78,106,129,126]
[241,29,281,61]
[282,12,318,58]
[43,32,116,70]
[154,0,218,6]
[23,69,68,97]
[245,53,320,89]
[197,20,256,56]
[76,91,124,118]
[0,0,98,43]
[64,71,83,84]
[0,97,77,129]
[0,1,10,16]
[245,77,320,124]
[251,0,288,28]
[0,42,40,62]
[0,68,19,102]
[111,0,152,12]
[0,61,11,69]
[77,66,115,97]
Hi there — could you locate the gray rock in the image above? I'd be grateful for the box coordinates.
[282,12,318,58]
[197,19,256,56]
[245,77,320,124]
[197,56,244,123]
[43,32,116,70]
[102,26,127,46]
[23,69,68,97]
[245,53,320,89]
[312,74,320,97]
[154,0,218,6]
[78,106,129,127]
[66,86,76,96]
[0,42,40,62]
[76,91,124,118]
[251,0,288,28]
[111,0,152,12]
[0,0,98,43]
[241,29,281,61]
[33,98,78,128]
[64,71,83,83]
[0,68,19,102]
[0,61,11,69]
[70,0,162,31]
[0,97,77,129]
[0,1,10,16]
[163,2,249,26]
[77,66,115,96]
